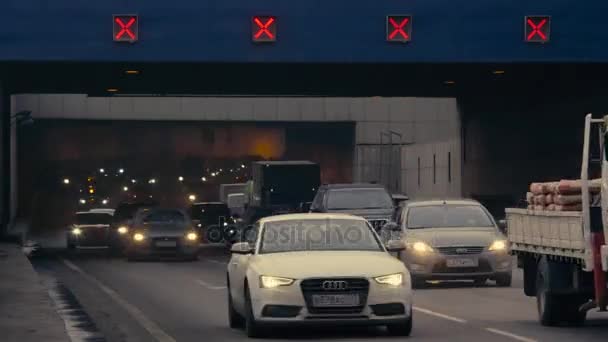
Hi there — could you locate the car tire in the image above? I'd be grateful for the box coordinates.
[244,284,264,338]
[227,279,244,328]
[473,277,487,287]
[126,252,138,262]
[387,313,413,336]
[495,274,512,287]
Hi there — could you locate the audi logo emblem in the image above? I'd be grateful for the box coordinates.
[322,280,348,290]
[456,248,468,254]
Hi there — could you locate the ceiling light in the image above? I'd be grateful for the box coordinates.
[106,88,119,93]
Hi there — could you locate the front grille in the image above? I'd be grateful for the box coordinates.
[436,246,485,255]
[432,259,492,274]
[151,237,180,250]
[300,278,369,315]
[368,219,388,231]
[77,228,109,246]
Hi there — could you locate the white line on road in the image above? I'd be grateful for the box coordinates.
[413,306,468,324]
[196,279,227,290]
[62,259,177,342]
[485,328,538,342]
[205,259,227,265]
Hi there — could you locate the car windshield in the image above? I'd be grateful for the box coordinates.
[75,213,112,225]
[326,188,393,210]
[142,210,186,225]
[259,219,383,254]
[114,202,158,221]
[407,205,494,229]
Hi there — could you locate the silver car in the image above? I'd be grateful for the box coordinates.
[393,199,512,288]
[125,208,200,261]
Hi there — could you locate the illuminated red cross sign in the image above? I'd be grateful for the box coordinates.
[386,15,412,43]
[525,16,551,43]
[252,16,276,43]
[113,15,138,42]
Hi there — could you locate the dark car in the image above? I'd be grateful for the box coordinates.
[125,208,199,261]
[189,202,238,243]
[67,211,113,249]
[109,200,159,251]
[310,183,395,231]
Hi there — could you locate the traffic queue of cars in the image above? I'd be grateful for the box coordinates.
[65,180,510,337]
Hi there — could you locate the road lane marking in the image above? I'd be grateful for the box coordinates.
[196,279,227,290]
[413,306,467,324]
[62,259,177,342]
[485,328,538,342]
[205,259,227,265]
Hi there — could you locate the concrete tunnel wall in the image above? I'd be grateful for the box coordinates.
[10,94,463,221]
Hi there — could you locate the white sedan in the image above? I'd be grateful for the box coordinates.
[227,213,412,338]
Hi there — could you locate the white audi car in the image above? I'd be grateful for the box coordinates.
[226,213,412,338]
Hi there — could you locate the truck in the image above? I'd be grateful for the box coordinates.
[243,161,321,223]
[219,183,247,203]
[506,114,608,326]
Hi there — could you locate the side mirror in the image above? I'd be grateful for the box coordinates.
[299,202,312,213]
[231,242,254,255]
[497,219,507,233]
[385,239,406,252]
[382,222,401,232]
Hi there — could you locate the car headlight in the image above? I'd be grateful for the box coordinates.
[133,233,145,242]
[489,240,507,251]
[117,226,129,235]
[186,232,198,241]
[260,276,295,288]
[410,241,434,254]
[374,273,403,286]
[72,228,82,235]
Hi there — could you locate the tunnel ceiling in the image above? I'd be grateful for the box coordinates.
[3,62,608,98]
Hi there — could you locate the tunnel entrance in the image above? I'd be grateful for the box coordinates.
[18,119,354,235]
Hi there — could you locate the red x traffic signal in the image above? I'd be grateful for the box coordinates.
[113,15,138,42]
[387,15,412,43]
[252,16,276,43]
[525,16,550,43]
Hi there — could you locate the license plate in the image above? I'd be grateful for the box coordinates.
[446,258,478,268]
[312,294,360,307]
[155,240,177,247]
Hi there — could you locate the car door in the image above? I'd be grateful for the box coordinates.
[229,221,259,311]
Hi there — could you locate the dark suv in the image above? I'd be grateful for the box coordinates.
[310,183,395,231]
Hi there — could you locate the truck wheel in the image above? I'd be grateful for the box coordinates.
[560,296,587,326]
[536,269,559,326]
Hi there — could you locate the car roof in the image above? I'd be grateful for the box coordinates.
[405,199,482,207]
[259,213,367,224]
[75,211,112,215]
[321,183,387,190]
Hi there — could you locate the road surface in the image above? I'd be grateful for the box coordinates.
[31,247,608,342]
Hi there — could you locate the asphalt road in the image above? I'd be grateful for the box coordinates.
[31,247,608,342]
